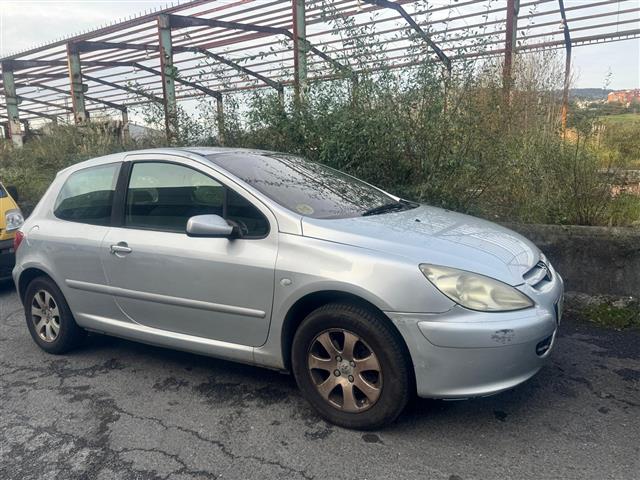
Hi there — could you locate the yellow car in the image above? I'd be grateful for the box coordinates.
[0,182,24,281]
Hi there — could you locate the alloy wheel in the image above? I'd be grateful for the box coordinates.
[31,289,61,343]
[307,329,383,413]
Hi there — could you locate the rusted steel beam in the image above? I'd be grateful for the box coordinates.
[3,59,137,71]
[167,14,286,36]
[14,81,127,111]
[121,108,130,142]
[503,0,520,94]
[12,73,69,80]
[83,74,164,103]
[558,0,572,133]
[292,0,307,101]
[67,43,88,123]
[0,63,23,146]
[158,14,178,142]
[73,40,159,53]
[362,0,451,72]
[17,95,73,111]
[17,107,59,122]
[217,97,225,146]
[196,49,283,93]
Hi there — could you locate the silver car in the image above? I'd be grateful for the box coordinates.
[13,147,563,429]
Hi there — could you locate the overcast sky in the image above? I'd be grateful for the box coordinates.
[0,0,638,90]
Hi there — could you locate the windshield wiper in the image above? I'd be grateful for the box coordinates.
[361,201,410,217]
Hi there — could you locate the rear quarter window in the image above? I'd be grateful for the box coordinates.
[54,163,120,226]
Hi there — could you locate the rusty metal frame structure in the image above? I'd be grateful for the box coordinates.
[1,0,638,145]
[558,0,572,132]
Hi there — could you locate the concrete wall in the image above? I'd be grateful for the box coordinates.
[507,224,640,297]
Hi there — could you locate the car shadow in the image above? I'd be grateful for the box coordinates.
[75,330,553,432]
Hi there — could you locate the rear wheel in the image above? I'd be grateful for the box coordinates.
[24,276,85,354]
[292,302,411,429]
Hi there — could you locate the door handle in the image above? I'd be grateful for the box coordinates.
[110,243,132,255]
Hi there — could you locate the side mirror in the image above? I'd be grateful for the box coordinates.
[186,214,237,238]
[6,185,19,202]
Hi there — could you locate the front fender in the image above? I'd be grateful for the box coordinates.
[252,233,455,370]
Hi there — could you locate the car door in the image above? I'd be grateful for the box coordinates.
[39,161,128,324]
[100,155,277,347]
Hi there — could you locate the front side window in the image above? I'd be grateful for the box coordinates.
[125,162,268,237]
[54,163,120,226]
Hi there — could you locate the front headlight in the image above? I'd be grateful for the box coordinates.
[5,209,24,232]
[419,264,533,312]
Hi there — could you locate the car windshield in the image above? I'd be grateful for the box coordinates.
[208,152,408,219]
[0,184,6,198]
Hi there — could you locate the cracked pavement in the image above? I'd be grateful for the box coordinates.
[1,281,639,480]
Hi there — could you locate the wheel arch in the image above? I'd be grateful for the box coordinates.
[280,290,415,386]
[17,267,54,304]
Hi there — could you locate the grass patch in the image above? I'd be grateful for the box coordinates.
[599,113,640,167]
[600,113,640,127]
[578,297,640,330]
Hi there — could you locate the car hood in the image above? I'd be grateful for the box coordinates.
[301,205,541,286]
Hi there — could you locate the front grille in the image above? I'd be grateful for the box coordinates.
[523,259,552,289]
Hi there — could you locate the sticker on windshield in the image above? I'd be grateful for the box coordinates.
[295,203,315,215]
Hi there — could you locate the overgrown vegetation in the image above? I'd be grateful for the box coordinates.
[600,115,640,167]
[0,123,164,206]
[566,293,640,330]
[1,50,639,227]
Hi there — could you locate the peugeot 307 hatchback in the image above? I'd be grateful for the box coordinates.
[13,147,564,429]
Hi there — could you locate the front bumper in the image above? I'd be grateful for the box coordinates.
[386,275,563,399]
[0,238,15,281]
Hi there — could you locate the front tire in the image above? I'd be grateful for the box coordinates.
[292,302,411,429]
[24,276,85,354]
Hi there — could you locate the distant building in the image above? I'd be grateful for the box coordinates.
[607,89,640,107]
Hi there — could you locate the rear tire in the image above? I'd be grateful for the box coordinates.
[292,302,411,430]
[24,276,85,354]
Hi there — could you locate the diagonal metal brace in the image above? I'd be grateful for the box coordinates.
[362,0,451,72]
[17,95,73,111]
[132,62,222,99]
[15,81,128,112]
[16,107,60,122]
[83,74,164,104]
[195,49,283,92]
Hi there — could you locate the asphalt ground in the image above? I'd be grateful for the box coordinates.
[1,280,639,480]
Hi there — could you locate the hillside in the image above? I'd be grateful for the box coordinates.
[569,88,609,100]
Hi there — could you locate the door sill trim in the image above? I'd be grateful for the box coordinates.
[78,312,254,362]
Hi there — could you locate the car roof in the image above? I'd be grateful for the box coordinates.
[137,146,278,158]
[57,146,282,175]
